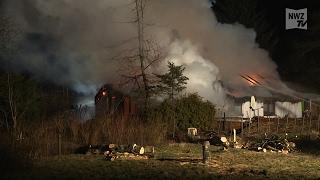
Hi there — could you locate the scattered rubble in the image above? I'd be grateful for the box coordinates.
[188,130,230,150]
[104,144,154,161]
[76,144,155,161]
[104,151,149,161]
[188,128,296,154]
[246,134,296,153]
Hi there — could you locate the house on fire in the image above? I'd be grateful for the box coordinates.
[228,95,305,119]
[223,75,309,119]
[95,84,138,118]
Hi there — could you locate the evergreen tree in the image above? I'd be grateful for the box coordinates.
[156,61,189,100]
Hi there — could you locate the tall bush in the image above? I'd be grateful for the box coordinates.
[150,93,216,132]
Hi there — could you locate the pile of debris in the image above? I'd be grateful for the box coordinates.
[187,128,296,154]
[104,144,154,161]
[188,129,230,149]
[246,134,296,154]
[75,144,155,161]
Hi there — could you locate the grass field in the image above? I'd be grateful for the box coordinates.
[3,143,320,180]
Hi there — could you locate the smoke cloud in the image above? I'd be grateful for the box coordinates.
[2,0,298,105]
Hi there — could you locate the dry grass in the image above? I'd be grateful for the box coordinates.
[0,116,168,159]
[4,143,320,179]
[79,117,168,146]
[155,143,320,179]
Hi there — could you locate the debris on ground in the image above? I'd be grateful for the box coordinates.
[75,144,154,161]
[104,144,153,161]
[104,151,149,161]
[187,128,295,154]
[246,134,295,153]
[188,130,230,150]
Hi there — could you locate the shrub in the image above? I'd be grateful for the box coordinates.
[149,93,216,132]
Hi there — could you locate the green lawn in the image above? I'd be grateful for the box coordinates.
[4,143,320,180]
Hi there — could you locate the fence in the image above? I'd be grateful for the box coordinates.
[215,114,320,137]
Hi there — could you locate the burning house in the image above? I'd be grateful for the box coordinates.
[224,74,307,119]
[95,84,138,118]
[230,95,304,119]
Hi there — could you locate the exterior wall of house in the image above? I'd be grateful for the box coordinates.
[240,96,303,118]
[95,85,138,118]
[242,101,264,118]
[275,101,302,118]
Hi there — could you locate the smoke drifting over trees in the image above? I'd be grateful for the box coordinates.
[1,0,306,105]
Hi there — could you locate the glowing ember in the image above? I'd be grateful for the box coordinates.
[240,74,262,87]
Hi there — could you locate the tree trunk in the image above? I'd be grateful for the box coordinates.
[135,0,149,112]
[7,73,17,130]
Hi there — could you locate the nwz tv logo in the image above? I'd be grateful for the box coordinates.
[286,8,307,30]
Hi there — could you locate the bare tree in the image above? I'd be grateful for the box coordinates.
[1,16,19,130]
[115,0,162,114]
[7,74,17,130]
[135,0,149,109]
[5,74,40,132]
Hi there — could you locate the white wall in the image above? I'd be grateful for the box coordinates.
[240,96,303,118]
[275,102,302,118]
[242,101,264,118]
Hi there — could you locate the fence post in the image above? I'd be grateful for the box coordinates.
[223,112,226,132]
[286,116,289,133]
[309,113,312,136]
[218,118,221,134]
[248,119,251,135]
[257,116,260,133]
[277,117,280,133]
[202,141,210,164]
[268,116,271,133]
[294,117,297,132]
[241,118,244,138]
[302,115,305,133]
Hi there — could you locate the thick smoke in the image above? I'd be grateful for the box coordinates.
[2,0,297,106]
[3,0,137,94]
[163,40,226,105]
[147,0,296,104]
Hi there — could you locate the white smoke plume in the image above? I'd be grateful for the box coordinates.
[163,40,226,105]
[2,0,297,106]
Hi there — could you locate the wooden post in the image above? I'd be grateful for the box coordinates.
[223,112,226,132]
[277,117,279,133]
[248,119,251,135]
[308,112,312,135]
[247,111,251,135]
[217,109,221,134]
[286,116,289,133]
[302,115,305,134]
[257,116,260,133]
[294,117,297,132]
[202,141,210,164]
[309,100,312,113]
[58,134,62,156]
[173,117,175,139]
[218,118,221,134]
[233,129,236,143]
[241,118,244,138]
[268,116,271,133]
